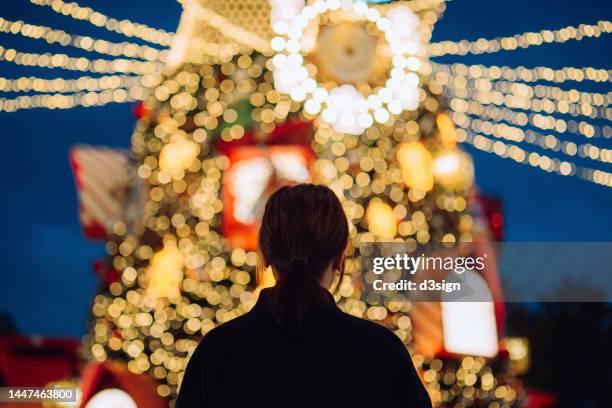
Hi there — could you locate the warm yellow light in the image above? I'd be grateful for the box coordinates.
[159,137,199,175]
[366,201,397,239]
[397,142,433,192]
[432,149,474,189]
[147,243,184,299]
[503,337,530,375]
[257,265,276,289]
[436,113,457,148]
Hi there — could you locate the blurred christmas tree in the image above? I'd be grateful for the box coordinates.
[83,1,524,406]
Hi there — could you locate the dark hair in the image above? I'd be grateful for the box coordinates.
[258,183,349,336]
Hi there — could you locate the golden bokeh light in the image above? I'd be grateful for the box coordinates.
[158,137,200,176]
[432,149,474,189]
[366,200,397,239]
[146,243,184,299]
[397,142,434,192]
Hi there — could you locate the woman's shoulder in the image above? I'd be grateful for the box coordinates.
[333,310,410,355]
[187,310,259,362]
[198,308,261,345]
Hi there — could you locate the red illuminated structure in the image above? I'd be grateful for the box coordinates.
[0,336,78,387]
[222,145,314,249]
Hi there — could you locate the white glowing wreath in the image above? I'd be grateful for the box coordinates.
[270,0,422,134]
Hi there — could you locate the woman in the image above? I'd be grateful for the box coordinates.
[176,184,431,407]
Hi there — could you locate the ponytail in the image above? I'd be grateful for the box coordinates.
[269,258,331,337]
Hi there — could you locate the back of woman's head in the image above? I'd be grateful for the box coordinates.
[258,183,349,336]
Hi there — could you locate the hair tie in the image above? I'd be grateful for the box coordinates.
[289,257,308,267]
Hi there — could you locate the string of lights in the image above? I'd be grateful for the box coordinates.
[0,45,163,74]
[457,128,612,187]
[430,20,611,57]
[451,112,612,164]
[432,62,611,84]
[0,17,166,62]
[28,0,174,47]
[442,85,608,121]
[0,86,147,112]
[0,74,154,93]
[448,97,611,139]
[434,71,610,108]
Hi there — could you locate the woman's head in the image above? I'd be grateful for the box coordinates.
[258,183,349,334]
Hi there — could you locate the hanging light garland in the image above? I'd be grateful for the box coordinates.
[0,74,149,93]
[458,128,612,187]
[432,62,611,84]
[434,72,610,109]
[0,17,166,62]
[452,113,612,164]
[441,82,609,121]
[430,20,611,57]
[448,98,611,140]
[0,86,147,112]
[0,45,163,74]
[28,0,174,47]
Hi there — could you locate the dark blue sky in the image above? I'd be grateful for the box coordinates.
[0,1,610,337]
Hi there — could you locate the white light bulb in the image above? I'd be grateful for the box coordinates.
[379,88,392,102]
[314,1,328,13]
[366,8,380,22]
[355,98,369,113]
[406,56,421,71]
[374,108,390,123]
[294,15,308,29]
[287,27,303,40]
[405,72,420,86]
[273,21,289,35]
[390,67,406,79]
[290,87,307,102]
[321,107,338,123]
[327,0,341,11]
[390,42,405,56]
[85,389,136,408]
[352,1,368,15]
[358,112,373,128]
[388,100,403,115]
[340,112,356,127]
[286,39,301,53]
[304,99,321,114]
[313,87,329,103]
[270,36,286,51]
[367,94,382,109]
[376,17,391,31]
[302,78,317,93]
[272,54,287,69]
[302,5,316,18]
[287,53,303,66]
[404,41,420,55]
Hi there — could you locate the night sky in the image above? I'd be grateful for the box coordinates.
[0,0,610,337]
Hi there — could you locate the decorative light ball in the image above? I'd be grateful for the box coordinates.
[432,149,474,190]
[271,0,422,134]
[366,201,397,238]
[397,142,434,192]
[159,137,199,176]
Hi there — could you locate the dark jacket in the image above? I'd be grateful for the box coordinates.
[176,289,432,408]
